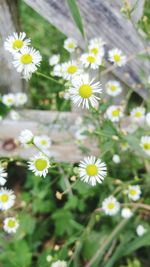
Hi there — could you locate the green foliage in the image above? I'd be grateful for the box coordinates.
[0,240,32,267]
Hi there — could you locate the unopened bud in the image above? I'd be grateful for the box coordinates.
[112,135,119,141]
[70,176,76,182]
[68,250,73,257]
[54,244,59,251]
[56,191,63,200]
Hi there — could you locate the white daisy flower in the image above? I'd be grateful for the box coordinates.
[19,129,33,146]
[51,260,67,267]
[112,154,120,164]
[121,208,133,219]
[15,92,28,106]
[49,54,60,66]
[130,107,145,123]
[4,32,30,53]
[145,112,150,127]
[69,75,102,109]
[52,64,63,77]
[0,166,7,186]
[80,53,102,69]
[136,224,146,236]
[62,61,82,80]
[78,156,107,186]
[102,196,120,216]
[2,93,15,107]
[140,136,150,156]
[64,37,77,53]
[3,217,19,234]
[128,185,141,201]
[108,48,126,67]
[9,110,20,121]
[28,153,50,177]
[89,37,105,47]
[105,105,124,122]
[33,135,51,150]
[105,80,122,97]
[89,43,105,58]
[13,47,42,80]
[0,188,15,210]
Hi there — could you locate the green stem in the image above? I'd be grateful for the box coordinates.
[36,71,63,85]
[85,219,129,267]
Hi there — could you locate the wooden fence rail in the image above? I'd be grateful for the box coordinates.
[23,0,149,100]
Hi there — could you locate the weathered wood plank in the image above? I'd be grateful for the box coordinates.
[0,110,99,162]
[23,0,149,100]
[0,0,24,93]
[0,109,138,162]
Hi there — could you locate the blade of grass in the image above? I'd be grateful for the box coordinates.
[66,0,85,38]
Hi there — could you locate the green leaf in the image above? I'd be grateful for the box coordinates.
[52,209,74,236]
[123,231,150,256]
[105,231,150,267]
[104,235,132,267]
[66,0,85,38]
[0,240,32,267]
[124,134,147,157]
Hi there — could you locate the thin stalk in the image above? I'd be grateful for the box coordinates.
[85,219,129,267]
[36,71,63,85]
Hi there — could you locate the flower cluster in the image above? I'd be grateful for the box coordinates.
[102,185,141,216]
[19,130,51,177]
[1,92,27,107]
[0,165,19,234]
[4,32,42,80]
[100,184,146,235]
[49,37,127,109]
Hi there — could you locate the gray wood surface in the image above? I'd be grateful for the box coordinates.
[0,0,24,93]
[0,109,138,162]
[23,0,149,100]
[0,110,99,162]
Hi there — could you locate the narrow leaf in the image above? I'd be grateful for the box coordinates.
[66,0,85,38]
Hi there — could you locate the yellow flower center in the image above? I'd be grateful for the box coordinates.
[35,159,48,171]
[8,219,16,228]
[108,202,115,209]
[90,48,99,55]
[143,143,150,150]
[79,84,92,98]
[67,65,77,74]
[87,55,96,63]
[13,39,23,49]
[1,194,9,203]
[41,140,47,145]
[112,109,120,117]
[135,111,142,118]
[21,54,32,64]
[68,42,74,49]
[114,54,121,62]
[7,98,13,103]
[110,85,117,91]
[86,164,98,176]
[129,189,137,196]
